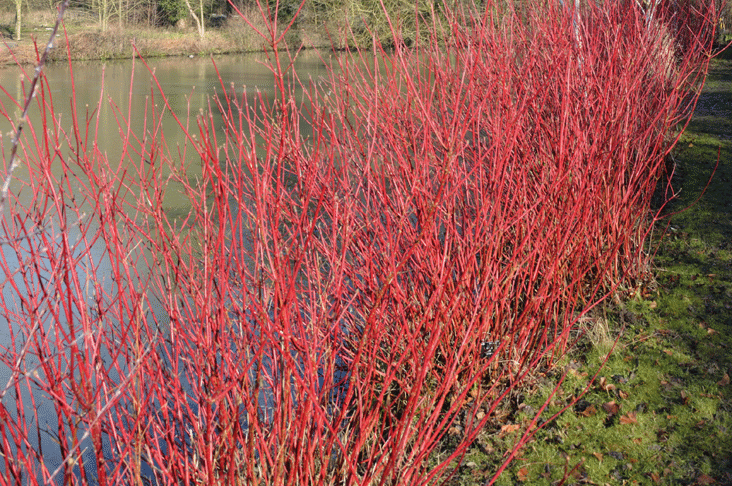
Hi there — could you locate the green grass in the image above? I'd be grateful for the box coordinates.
[440,57,732,486]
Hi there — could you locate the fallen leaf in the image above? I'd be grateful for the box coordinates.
[579,404,597,417]
[651,472,661,483]
[633,437,643,444]
[681,390,690,405]
[599,376,617,393]
[649,300,657,309]
[708,328,719,335]
[499,423,521,437]
[517,467,529,482]
[663,349,674,356]
[696,473,716,485]
[717,374,730,387]
[618,389,630,400]
[619,411,638,425]
[603,401,620,415]
[592,452,603,462]
[448,426,462,436]
[569,368,588,378]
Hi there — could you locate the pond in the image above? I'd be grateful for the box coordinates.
[0,50,342,483]
[0,50,332,211]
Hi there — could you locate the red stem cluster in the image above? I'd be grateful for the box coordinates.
[0,0,718,484]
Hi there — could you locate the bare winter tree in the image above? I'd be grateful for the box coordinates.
[183,0,205,37]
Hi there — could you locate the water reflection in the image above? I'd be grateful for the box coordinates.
[0,50,329,189]
[0,50,339,483]
[0,50,332,266]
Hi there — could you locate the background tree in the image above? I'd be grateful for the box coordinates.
[14,0,21,40]
[157,0,187,25]
[306,0,443,47]
[100,0,110,29]
[182,0,205,37]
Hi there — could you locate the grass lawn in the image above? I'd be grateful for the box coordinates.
[439,55,732,486]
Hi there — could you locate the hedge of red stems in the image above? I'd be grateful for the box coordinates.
[0,0,718,484]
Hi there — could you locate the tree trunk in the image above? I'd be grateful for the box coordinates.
[183,0,205,38]
[14,0,21,41]
[102,0,109,30]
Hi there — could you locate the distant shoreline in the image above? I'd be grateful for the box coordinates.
[0,16,334,67]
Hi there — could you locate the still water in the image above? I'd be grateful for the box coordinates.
[0,50,331,129]
[0,51,336,483]
[1,50,331,208]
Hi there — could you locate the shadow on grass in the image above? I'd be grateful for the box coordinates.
[640,54,732,484]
